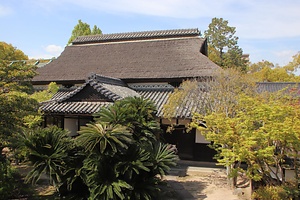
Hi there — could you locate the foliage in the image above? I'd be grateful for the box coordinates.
[91,25,102,35]
[0,159,35,199]
[0,42,28,61]
[204,17,247,72]
[192,93,300,186]
[21,127,72,186]
[78,97,177,199]
[68,19,102,44]
[149,142,178,178]
[252,185,289,200]
[21,126,88,198]
[30,82,59,102]
[163,69,256,119]
[77,123,132,155]
[248,55,300,82]
[164,68,300,191]
[22,97,177,199]
[0,59,39,154]
[94,96,160,144]
[0,60,37,93]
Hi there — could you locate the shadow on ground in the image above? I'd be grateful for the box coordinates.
[160,160,251,200]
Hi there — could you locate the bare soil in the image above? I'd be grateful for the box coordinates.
[15,162,252,200]
[161,163,252,200]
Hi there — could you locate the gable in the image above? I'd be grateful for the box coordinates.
[67,85,112,102]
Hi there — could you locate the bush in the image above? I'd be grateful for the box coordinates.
[0,159,34,199]
[252,185,289,200]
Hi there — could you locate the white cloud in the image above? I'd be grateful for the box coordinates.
[0,5,13,16]
[45,44,64,55]
[29,45,64,59]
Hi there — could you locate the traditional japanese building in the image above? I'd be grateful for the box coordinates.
[32,28,221,161]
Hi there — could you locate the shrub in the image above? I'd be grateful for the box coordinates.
[252,185,289,200]
[0,159,34,199]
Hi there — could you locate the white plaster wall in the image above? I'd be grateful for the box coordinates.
[195,129,210,144]
[64,118,78,137]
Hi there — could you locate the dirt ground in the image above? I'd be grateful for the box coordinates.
[16,162,252,200]
[162,161,252,200]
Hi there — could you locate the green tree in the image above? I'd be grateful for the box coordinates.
[22,127,73,187]
[30,82,59,103]
[0,60,39,153]
[192,92,300,191]
[91,25,102,35]
[0,42,28,61]
[0,45,40,198]
[204,17,247,72]
[248,59,300,82]
[284,52,300,73]
[163,69,256,119]
[68,20,102,45]
[163,69,256,186]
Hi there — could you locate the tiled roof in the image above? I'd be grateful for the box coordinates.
[41,74,140,114]
[40,101,112,114]
[50,87,78,101]
[32,28,220,84]
[72,28,201,44]
[132,84,174,117]
[130,83,201,118]
[10,59,53,68]
[51,74,140,103]
[41,80,206,118]
[257,82,300,94]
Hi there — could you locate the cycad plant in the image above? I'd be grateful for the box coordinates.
[21,126,88,198]
[76,97,178,200]
[95,96,161,144]
[21,126,71,187]
[76,123,133,156]
[20,97,177,199]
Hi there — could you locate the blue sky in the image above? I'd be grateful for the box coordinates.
[1,0,300,66]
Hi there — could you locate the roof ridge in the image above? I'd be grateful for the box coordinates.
[72,28,200,45]
[56,82,88,103]
[88,73,127,86]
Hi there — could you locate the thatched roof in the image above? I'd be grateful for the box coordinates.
[32,28,220,84]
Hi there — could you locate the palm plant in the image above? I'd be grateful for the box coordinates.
[115,145,151,181]
[149,142,178,177]
[76,122,133,156]
[95,97,160,143]
[75,97,178,199]
[76,122,135,199]
[21,126,72,188]
[82,155,132,200]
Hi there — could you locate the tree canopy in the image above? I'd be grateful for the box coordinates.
[0,42,28,61]
[67,20,102,45]
[192,91,300,187]
[164,68,300,197]
[0,44,40,162]
[248,53,300,82]
[204,17,247,72]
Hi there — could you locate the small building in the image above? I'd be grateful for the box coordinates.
[32,28,221,161]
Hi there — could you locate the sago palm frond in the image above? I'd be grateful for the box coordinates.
[149,142,178,178]
[77,122,133,155]
[22,126,72,187]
